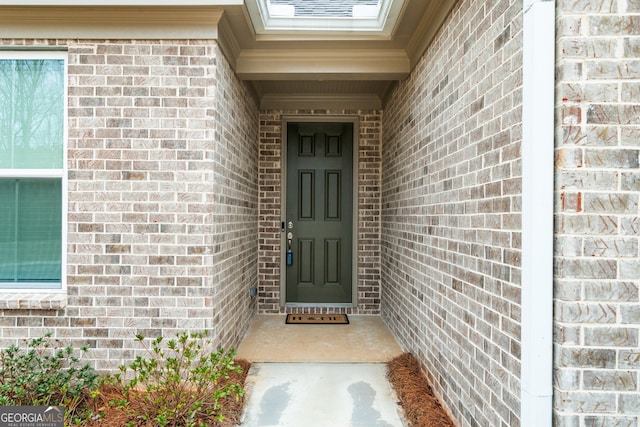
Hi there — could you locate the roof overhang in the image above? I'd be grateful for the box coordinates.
[0,0,458,109]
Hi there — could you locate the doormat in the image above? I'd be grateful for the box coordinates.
[285,314,349,325]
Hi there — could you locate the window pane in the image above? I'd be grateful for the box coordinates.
[0,59,64,169]
[269,0,380,17]
[0,180,17,281]
[0,178,62,284]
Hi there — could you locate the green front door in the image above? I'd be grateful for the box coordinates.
[285,121,354,304]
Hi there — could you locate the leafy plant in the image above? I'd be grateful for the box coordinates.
[108,331,244,427]
[0,332,100,423]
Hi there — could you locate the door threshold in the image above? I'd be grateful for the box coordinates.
[284,302,356,309]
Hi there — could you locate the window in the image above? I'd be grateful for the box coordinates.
[0,51,66,290]
[268,0,380,18]
[246,0,403,36]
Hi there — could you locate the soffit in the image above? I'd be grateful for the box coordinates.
[220,0,457,108]
[0,0,457,109]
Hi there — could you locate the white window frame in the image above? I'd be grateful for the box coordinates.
[246,0,404,36]
[0,50,67,306]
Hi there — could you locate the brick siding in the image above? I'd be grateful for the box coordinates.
[258,110,382,314]
[381,1,524,426]
[1,2,639,425]
[555,1,640,425]
[0,39,258,369]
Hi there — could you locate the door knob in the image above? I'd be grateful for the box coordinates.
[286,232,293,266]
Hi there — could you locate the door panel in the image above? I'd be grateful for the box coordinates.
[285,122,353,304]
[299,171,315,220]
[324,238,341,284]
[298,238,314,284]
[325,171,341,220]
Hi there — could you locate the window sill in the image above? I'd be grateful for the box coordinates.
[0,291,67,310]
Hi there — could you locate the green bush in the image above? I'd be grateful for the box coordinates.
[0,332,99,423]
[109,331,244,427]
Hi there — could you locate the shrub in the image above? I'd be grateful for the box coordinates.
[0,332,100,423]
[108,331,245,427]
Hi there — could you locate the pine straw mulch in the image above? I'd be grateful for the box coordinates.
[84,359,251,427]
[83,354,453,427]
[387,353,456,427]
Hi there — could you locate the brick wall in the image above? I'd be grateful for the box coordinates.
[555,1,640,424]
[258,110,382,314]
[381,0,524,426]
[211,42,260,347]
[0,39,259,369]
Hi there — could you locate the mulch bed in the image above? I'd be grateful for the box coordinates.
[387,353,456,427]
[83,354,453,427]
[85,359,251,427]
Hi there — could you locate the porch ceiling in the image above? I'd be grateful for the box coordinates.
[222,0,457,108]
[0,0,457,109]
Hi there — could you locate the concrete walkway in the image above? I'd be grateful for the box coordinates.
[236,316,407,427]
[240,363,406,427]
[236,315,404,363]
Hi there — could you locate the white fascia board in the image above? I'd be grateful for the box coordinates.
[0,6,225,39]
[2,0,241,4]
[236,48,409,80]
[521,1,555,427]
[260,94,382,110]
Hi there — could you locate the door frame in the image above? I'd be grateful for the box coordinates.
[280,115,360,308]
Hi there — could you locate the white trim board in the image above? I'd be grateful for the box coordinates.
[520,1,555,426]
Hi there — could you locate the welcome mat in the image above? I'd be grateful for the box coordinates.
[285,314,349,325]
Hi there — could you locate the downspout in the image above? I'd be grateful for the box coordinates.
[521,1,555,426]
